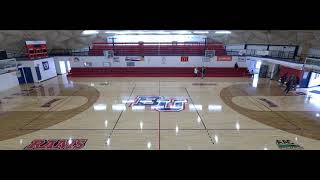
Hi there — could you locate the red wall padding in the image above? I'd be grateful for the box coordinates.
[68,67,249,77]
[279,66,303,79]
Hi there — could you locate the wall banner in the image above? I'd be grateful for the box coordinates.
[125,56,144,62]
[181,56,189,62]
[217,56,232,61]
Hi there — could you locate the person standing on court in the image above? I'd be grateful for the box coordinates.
[280,73,288,87]
[201,66,207,79]
[284,75,295,95]
[194,66,198,78]
[234,62,239,70]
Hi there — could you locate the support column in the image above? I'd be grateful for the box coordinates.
[297,43,311,63]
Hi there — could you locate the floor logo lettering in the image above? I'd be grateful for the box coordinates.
[24,139,88,150]
[131,96,188,112]
[276,139,303,150]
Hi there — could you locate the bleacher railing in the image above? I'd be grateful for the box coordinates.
[4,46,320,69]
[305,57,320,66]
[0,58,18,75]
[225,49,296,60]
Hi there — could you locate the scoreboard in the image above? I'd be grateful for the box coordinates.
[25,41,48,59]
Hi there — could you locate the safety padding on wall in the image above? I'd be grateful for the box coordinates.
[279,66,304,80]
[68,67,249,77]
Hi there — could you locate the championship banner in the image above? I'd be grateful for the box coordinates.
[238,50,246,56]
[256,50,269,56]
[202,57,210,62]
[113,57,120,63]
[70,57,80,62]
[125,56,144,62]
[217,56,232,61]
[237,56,246,62]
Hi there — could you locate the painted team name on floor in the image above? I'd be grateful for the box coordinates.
[192,83,217,86]
[24,139,88,150]
[295,92,307,96]
[99,82,109,86]
[258,98,278,107]
[41,98,61,107]
[276,140,303,150]
[131,96,188,112]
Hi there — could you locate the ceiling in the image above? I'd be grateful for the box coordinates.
[1,30,320,51]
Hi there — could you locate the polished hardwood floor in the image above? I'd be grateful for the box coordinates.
[0,75,319,150]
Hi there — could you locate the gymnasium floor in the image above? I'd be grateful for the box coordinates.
[0,75,320,150]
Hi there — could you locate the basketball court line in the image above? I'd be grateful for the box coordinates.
[185,87,215,144]
[247,96,269,111]
[158,80,161,150]
[19,88,81,130]
[106,84,136,140]
[251,97,302,130]
[231,83,301,130]
[20,128,285,131]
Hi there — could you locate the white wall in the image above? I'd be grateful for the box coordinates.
[308,72,320,87]
[246,45,268,50]
[269,46,296,52]
[54,59,71,75]
[308,48,320,56]
[33,58,57,82]
[18,57,57,82]
[54,56,248,68]
[0,71,19,92]
[226,44,245,50]
[246,56,304,70]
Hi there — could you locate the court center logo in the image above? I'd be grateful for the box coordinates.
[130,96,188,112]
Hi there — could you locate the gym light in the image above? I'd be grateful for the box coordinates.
[215,30,231,34]
[136,31,171,34]
[82,30,99,35]
[93,104,107,111]
[193,31,209,34]
[105,30,172,34]
[172,30,192,34]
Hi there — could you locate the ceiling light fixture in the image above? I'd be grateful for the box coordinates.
[172,30,192,34]
[215,30,231,34]
[193,31,209,34]
[82,30,99,35]
[105,30,172,35]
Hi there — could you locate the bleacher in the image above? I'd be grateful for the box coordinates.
[89,42,226,56]
[69,67,249,77]
[68,41,247,78]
